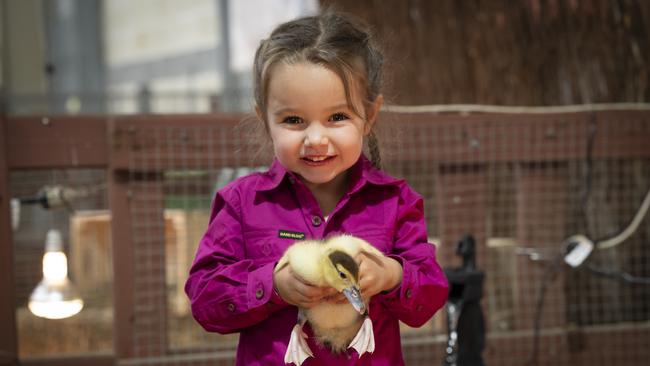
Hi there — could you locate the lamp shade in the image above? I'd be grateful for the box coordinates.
[28,230,84,319]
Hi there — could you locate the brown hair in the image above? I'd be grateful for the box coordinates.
[252,11,385,168]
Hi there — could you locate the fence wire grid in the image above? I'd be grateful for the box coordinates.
[10,110,650,365]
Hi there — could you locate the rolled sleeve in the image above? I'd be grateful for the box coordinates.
[379,186,449,327]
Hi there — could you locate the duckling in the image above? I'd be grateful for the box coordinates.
[275,234,385,365]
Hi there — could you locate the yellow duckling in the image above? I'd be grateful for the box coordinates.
[275,234,385,365]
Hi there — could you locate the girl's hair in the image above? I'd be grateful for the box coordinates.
[253,11,385,168]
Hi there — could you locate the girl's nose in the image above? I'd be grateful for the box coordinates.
[304,124,329,147]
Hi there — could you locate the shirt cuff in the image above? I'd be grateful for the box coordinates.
[380,254,415,307]
[247,261,288,310]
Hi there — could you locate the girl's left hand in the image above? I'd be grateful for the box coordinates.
[355,252,403,300]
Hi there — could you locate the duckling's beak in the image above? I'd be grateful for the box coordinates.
[342,285,365,314]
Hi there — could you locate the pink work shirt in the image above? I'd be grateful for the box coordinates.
[185,155,449,365]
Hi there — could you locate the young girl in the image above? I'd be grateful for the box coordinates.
[185,11,448,366]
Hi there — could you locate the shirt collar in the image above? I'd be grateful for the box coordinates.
[254,154,403,193]
[255,159,291,192]
[349,154,403,194]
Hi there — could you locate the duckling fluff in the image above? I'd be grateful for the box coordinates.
[275,234,385,365]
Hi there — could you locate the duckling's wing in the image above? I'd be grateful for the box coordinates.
[285,322,313,365]
[348,317,375,357]
[275,240,324,281]
[284,241,326,285]
[356,237,385,258]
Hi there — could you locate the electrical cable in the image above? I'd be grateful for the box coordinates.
[584,263,650,285]
[579,117,597,238]
[526,114,650,365]
[573,113,650,284]
[574,114,650,251]
[594,186,650,250]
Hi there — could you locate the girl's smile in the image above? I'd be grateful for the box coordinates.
[301,155,336,165]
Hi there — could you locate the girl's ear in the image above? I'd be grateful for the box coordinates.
[364,94,384,135]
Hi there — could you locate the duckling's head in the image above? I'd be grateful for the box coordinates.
[321,249,366,314]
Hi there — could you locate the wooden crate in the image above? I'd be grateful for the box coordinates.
[69,209,209,315]
[69,210,113,299]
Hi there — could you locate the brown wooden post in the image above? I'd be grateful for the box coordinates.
[129,173,168,357]
[108,116,136,360]
[0,116,18,363]
[109,118,168,359]
[108,168,135,359]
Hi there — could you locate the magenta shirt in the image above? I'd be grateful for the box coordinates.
[185,155,449,365]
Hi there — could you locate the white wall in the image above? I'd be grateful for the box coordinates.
[229,0,318,72]
[103,0,218,66]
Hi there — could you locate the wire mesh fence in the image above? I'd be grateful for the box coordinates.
[8,109,650,365]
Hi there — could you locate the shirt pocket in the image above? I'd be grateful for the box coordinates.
[242,229,294,262]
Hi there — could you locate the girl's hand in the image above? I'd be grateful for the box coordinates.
[356,252,403,300]
[273,265,337,308]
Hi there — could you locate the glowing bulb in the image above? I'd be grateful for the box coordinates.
[28,229,84,319]
[11,198,20,230]
[42,252,68,283]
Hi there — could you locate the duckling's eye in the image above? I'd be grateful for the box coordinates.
[339,272,347,279]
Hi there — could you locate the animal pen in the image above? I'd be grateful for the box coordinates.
[1,108,649,366]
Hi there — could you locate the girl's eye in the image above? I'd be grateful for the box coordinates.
[282,116,303,125]
[329,113,349,122]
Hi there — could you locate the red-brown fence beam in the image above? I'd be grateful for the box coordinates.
[383,111,650,164]
[107,111,650,171]
[108,114,253,171]
[0,116,18,365]
[6,111,650,171]
[6,116,108,169]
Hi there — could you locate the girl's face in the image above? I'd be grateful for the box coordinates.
[262,61,381,191]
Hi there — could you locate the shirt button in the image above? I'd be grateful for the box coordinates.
[255,288,264,299]
[406,288,412,298]
[227,303,235,312]
[416,304,423,312]
[311,216,322,227]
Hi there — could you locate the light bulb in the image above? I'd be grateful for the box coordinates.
[28,229,84,319]
[42,252,68,283]
[11,198,20,230]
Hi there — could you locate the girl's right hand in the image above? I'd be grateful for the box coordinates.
[273,265,336,308]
